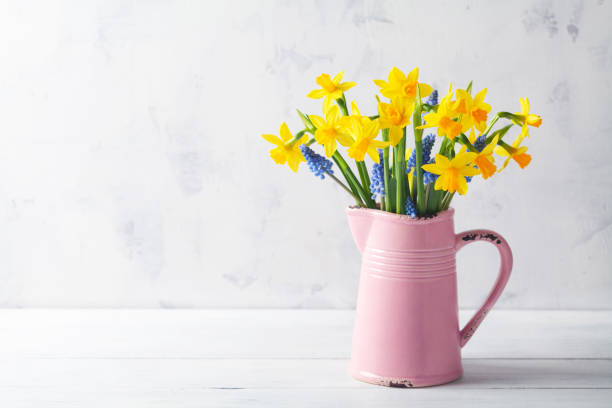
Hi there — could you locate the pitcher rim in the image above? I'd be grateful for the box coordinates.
[346,206,454,225]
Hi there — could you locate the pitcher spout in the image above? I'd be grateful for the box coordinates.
[346,207,375,254]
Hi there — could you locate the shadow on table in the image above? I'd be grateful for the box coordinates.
[448,358,602,388]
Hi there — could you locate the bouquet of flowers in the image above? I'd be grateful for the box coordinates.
[262,67,542,217]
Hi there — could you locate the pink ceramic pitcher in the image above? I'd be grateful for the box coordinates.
[346,207,513,387]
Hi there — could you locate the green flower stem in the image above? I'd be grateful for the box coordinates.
[421,103,438,112]
[497,139,516,154]
[424,183,430,210]
[486,124,513,144]
[394,128,407,214]
[330,154,361,202]
[442,192,455,210]
[481,113,500,138]
[413,87,426,215]
[287,129,307,146]
[325,169,364,205]
[300,133,363,206]
[381,129,391,212]
[426,187,441,214]
[356,161,374,207]
[439,191,453,210]
[335,93,376,208]
[337,95,349,116]
[405,167,411,201]
[457,133,479,153]
[432,188,444,212]
[332,151,372,208]
[439,136,452,157]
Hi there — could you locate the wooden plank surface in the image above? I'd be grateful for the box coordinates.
[0,309,610,407]
[0,309,610,359]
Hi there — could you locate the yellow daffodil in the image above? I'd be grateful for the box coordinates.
[261,122,308,172]
[455,88,491,132]
[453,89,472,116]
[470,133,499,179]
[307,71,356,111]
[374,67,433,101]
[422,150,480,195]
[514,97,542,139]
[495,136,532,171]
[345,117,388,162]
[378,97,414,146]
[339,100,368,130]
[470,89,492,132]
[348,100,367,122]
[419,92,463,140]
[309,105,354,157]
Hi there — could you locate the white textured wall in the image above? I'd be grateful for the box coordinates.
[0,0,610,309]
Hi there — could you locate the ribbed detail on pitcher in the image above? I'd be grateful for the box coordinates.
[362,246,456,279]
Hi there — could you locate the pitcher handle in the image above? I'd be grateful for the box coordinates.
[455,229,513,347]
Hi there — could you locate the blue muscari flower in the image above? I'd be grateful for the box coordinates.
[300,145,333,180]
[422,134,436,164]
[474,135,487,152]
[407,134,436,173]
[405,196,417,218]
[370,149,385,199]
[426,90,438,106]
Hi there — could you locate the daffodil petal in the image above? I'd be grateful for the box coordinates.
[451,152,477,168]
[367,147,380,163]
[279,122,292,142]
[262,134,283,146]
[406,67,418,82]
[307,89,326,99]
[434,173,446,191]
[373,79,388,88]
[322,96,333,113]
[418,82,433,97]
[309,115,325,130]
[421,163,439,175]
[336,132,354,147]
[433,154,451,169]
[390,67,405,82]
[339,82,356,92]
[332,71,344,84]
[388,126,403,146]
[456,176,468,195]
[494,146,510,157]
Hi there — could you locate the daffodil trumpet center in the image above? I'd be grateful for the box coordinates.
[474,156,496,179]
[316,74,337,93]
[472,108,488,123]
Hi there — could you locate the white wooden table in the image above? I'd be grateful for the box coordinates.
[0,310,610,407]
